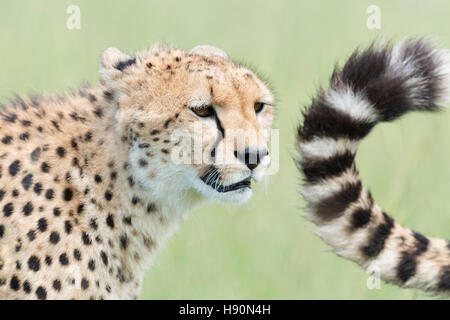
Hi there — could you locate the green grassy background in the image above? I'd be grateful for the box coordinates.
[1,0,449,299]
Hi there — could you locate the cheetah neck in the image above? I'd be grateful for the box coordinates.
[68,85,203,290]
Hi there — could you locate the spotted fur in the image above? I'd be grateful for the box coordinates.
[296,39,450,294]
[0,44,274,299]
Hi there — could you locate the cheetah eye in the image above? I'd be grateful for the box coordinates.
[254,102,265,114]
[190,105,215,118]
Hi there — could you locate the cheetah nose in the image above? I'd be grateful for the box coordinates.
[233,148,269,170]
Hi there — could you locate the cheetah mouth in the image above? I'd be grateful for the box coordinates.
[200,166,251,193]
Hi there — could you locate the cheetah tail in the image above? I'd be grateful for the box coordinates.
[296,38,450,294]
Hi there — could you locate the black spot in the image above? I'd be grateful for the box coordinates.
[30,148,41,162]
[64,220,73,234]
[35,286,47,300]
[22,174,33,190]
[164,119,173,128]
[28,256,40,272]
[84,131,93,142]
[63,188,73,201]
[120,234,129,250]
[49,231,60,244]
[150,129,160,135]
[15,238,22,252]
[88,259,95,271]
[56,147,66,158]
[105,190,113,201]
[9,160,20,176]
[53,207,61,216]
[23,281,31,294]
[45,189,55,200]
[34,182,43,195]
[21,120,31,127]
[123,216,132,225]
[100,251,108,266]
[77,203,84,214]
[131,196,141,205]
[106,214,115,229]
[138,159,148,167]
[59,253,69,265]
[22,202,33,216]
[2,135,12,144]
[27,230,36,241]
[73,249,81,261]
[362,212,394,258]
[19,132,30,141]
[146,203,157,213]
[3,202,13,217]
[0,190,5,201]
[81,278,89,290]
[45,256,52,266]
[10,275,20,291]
[37,218,47,232]
[41,162,50,173]
[89,218,98,230]
[82,232,92,245]
[51,120,61,131]
[0,225,4,238]
[94,107,103,118]
[71,138,78,150]
[128,176,135,187]
[138,143,150,149]
[52,280,61,291]
[94,174,102,183]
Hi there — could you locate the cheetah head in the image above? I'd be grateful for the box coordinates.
[100,45,274,205]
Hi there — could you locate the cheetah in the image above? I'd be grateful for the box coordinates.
[296,39,450,294]
[0,44,274,299]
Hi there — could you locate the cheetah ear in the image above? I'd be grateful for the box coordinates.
[100,47,135,77]
[189,45,230,61]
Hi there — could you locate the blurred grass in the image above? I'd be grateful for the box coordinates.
[1,0,449,299]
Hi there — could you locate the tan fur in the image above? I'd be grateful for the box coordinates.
[0,45,274,299]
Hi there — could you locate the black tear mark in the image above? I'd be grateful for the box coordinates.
[210,111,225,160]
